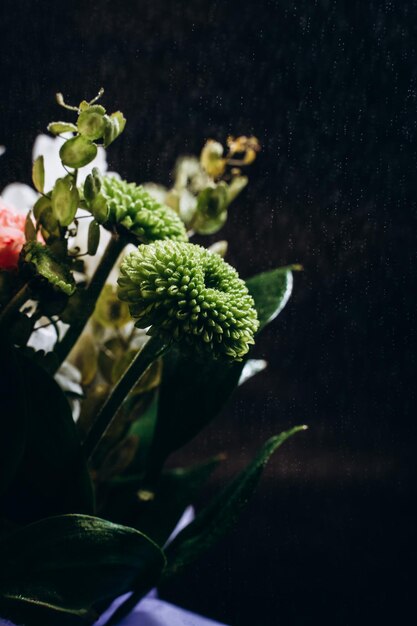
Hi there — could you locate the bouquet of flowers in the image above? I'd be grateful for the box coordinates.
[0,90,305,626]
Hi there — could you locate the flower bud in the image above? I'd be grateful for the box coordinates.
[101,176,187,243]
[118,241,259,361]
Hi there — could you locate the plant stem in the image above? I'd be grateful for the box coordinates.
[53,235,125,371]
[83,335,169,461]
[0,282,31,332]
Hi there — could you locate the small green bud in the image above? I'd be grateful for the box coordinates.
[87,219,100,255]
[59,135,98,168]
[84,167,102,203]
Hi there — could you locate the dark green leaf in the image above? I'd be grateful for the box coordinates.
[87,219,100,255]
[9,312,34,346]
[0,345,28,496]
[32,155,44,193]
[0,514,166,626]
[60,136,98,169]
[149,265,297,475]
[148,348,242,476]
[1,351,94,523]
[162,426,306,580]
[246,266,299,331]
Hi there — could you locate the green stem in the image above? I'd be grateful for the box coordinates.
[53,235,125,371]
[83,335,169,461]
[0,283,31,333]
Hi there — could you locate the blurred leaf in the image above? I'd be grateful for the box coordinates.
[226,175,248,203]
[192,184,229,235]
[0,351,94,523]
[60,289,91,325]
[208,240,228,257]
[60,136,97,169]
[93,284,130,329]
[52,177,79,227]
[87,219,100,255]
[0,514,165,626]
[97,434,140,483]
[0,345,28,496]
[33,195,51,222]
[126,392,159,475]
[162,426,306,580]
[246,266,298,331]
[69,334,98,386]
[200,140,226,178]
[32,155,44,193]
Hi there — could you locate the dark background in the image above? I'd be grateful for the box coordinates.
[0,1,415,624]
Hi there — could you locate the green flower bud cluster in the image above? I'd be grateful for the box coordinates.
[118,241,259,361]
[101,176,188,243]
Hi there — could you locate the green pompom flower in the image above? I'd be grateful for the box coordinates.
[118,241,259,360]
[101,176,187,243]
[22,242,75,295]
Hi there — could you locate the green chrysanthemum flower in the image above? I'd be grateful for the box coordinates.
[118,241,259,360]
[101,176,187,243]
[22,242,75,295]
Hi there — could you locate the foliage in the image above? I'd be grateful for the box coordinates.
[0,90,305,626]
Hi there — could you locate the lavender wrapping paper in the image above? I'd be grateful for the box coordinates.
[94,591,227,626]
[0,598,228,626]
